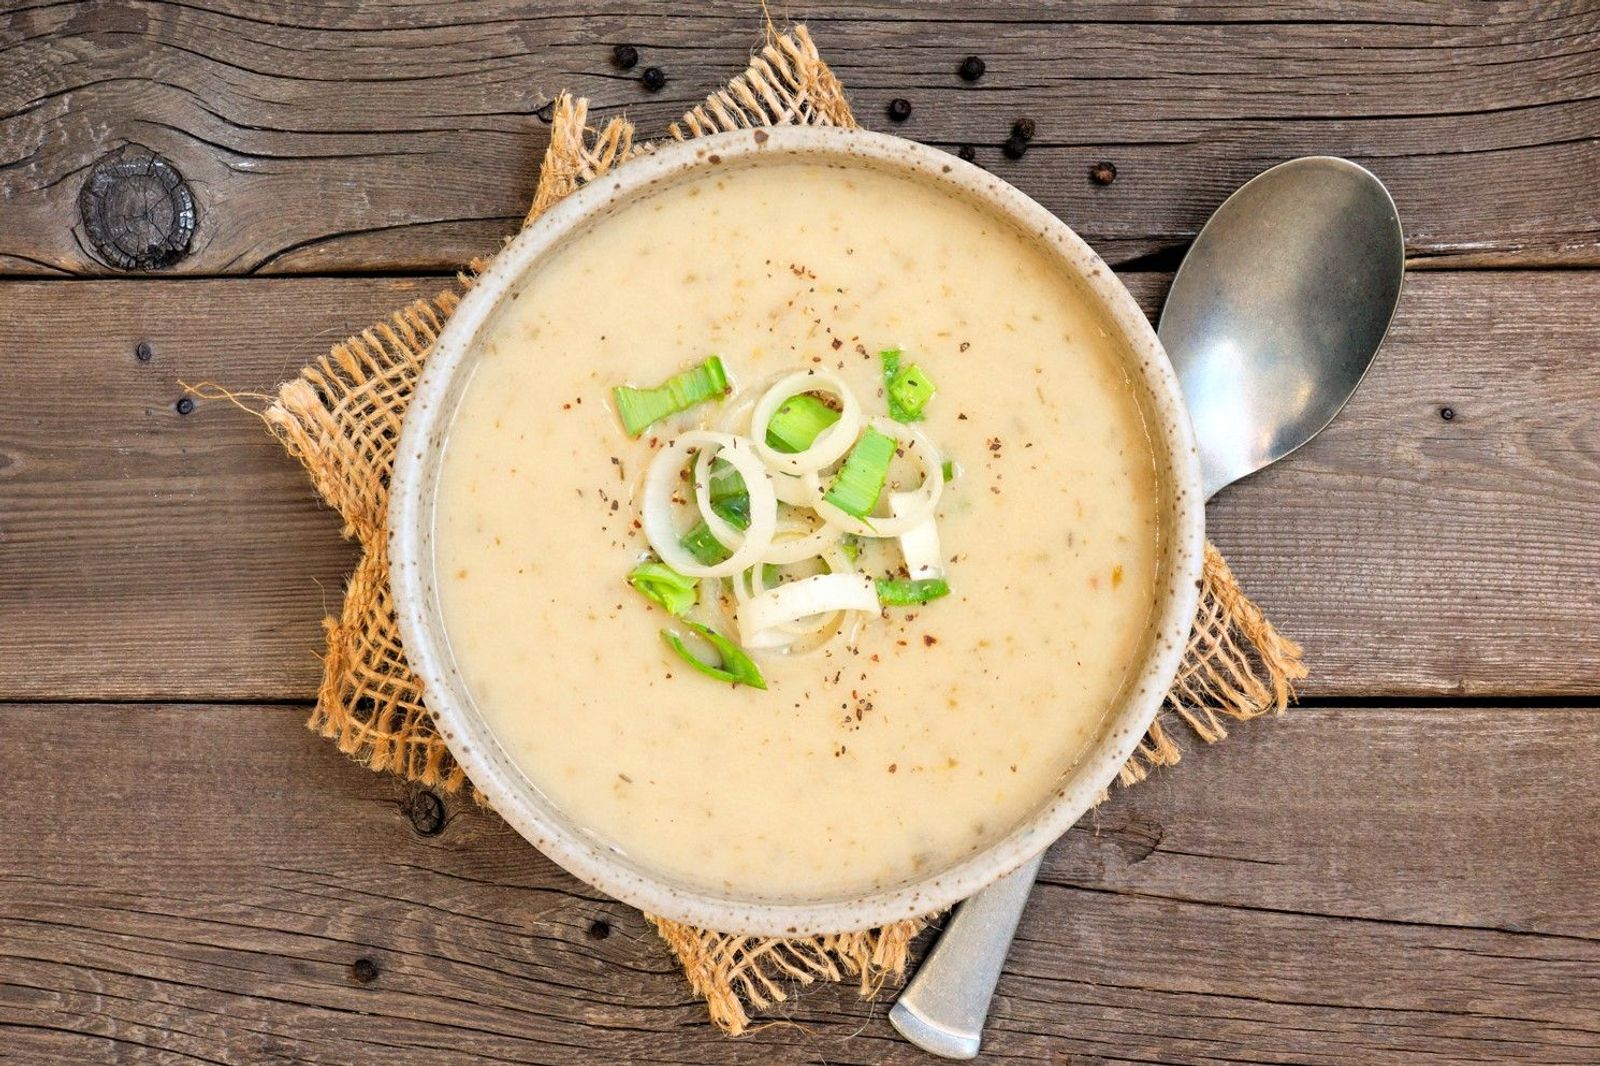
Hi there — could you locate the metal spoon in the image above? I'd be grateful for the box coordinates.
[889,156,1404,1059]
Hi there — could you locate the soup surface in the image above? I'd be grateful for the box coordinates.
[434,159,1161,900]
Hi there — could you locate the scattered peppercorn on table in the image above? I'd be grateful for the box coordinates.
[2,4,1598,1064]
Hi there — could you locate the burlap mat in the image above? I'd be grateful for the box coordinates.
[248,26,1306,1034]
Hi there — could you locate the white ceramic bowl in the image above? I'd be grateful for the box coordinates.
[390,126,1204,936]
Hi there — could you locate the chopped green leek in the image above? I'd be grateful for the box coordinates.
[706,459,750,530]
[765,393,841,453]
[627,561,698,616]
[710,493,750,530]
[612,355,729,437]
[679,524,773,569]
[881,348,936,422]
[941,459,956,482]
[680,522,730,566]
[661,622,767,689]
[839,534,862,564]
[876,577,951,606]
[823,426,896,519]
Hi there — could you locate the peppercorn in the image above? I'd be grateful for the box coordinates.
[887,98,912,122]
[957,145,977,163]
[958,55,986,82]
[1002,133,1028,160]
[612,44,639,70]
[641,66,666,91]
[1011,117,1036,141]
[1090,161,1118,185]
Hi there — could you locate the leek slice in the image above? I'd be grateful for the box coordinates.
[679,522,730,566]
[822,426,896,519]
[612,356,728,437]
[876,577,951,606]
[627,561,698,616]
[661,622,767,689]
[765,393,841,453]
[881,349,936,422]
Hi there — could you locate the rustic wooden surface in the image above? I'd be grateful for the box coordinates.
[2,2,1597,1063]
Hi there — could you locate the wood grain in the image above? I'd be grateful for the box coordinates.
[0,277,433,701]
[2,270,1596,702]
[0,701,1594,1064]
[1,1,1596,276]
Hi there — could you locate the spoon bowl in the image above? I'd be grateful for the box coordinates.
[1162,156,1404,500]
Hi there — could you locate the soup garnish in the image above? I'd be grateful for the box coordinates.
[621,358,957,684]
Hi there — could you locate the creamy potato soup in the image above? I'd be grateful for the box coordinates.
[434,160,1161,900]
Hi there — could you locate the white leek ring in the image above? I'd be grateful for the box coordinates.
[762,512,842,565]
[750,370,863,476]
[739,572,879,649]
[892,490,944,579]
[642,431,776,578]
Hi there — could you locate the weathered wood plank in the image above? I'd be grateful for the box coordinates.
[2,270,1596,701]
[1,1,1596,275]
[0,701,1594,1064]
[0,277,431,701]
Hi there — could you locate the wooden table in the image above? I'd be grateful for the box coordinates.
[3,3,1597,1063]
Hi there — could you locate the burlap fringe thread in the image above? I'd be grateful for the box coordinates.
[253,26,1306,1035]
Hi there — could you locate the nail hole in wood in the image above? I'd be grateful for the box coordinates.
[350,958,380,984]
[586,919,612,941]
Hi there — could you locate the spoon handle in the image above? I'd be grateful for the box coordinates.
[888,850,1046,1059]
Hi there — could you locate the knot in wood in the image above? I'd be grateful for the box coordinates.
[406,789,446,836]
[78,145,196,271]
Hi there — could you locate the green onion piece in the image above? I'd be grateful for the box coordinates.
[708,458,745,501]
[710,493,750,530]
[882,348,901,379]
[627,561,698,616]
[706,459,751,530]
[883,349,935,422]
[661,622,767,690]
[876,577,951,606]
[765,393,841,453]
[824,426,896,519]
[941,459,956,482]
[762,563,782,586]
[680,522,730,566]
[839,534,862,564]
[612,355,729,437]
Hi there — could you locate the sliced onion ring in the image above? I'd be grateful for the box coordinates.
[762,512,842,565]
[750,370,863,476]
[642,431,776,578]
[892,491,944,580]
[694,446,745,551]
[813,418,944,538]
[739,572,879,649]
[771,471,815,507]
[732,530,850,642]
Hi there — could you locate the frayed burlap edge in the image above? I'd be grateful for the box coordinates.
[244,24,1306,1035]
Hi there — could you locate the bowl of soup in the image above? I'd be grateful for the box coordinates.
[390,126,1204,935]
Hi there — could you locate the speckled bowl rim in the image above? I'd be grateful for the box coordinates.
[390,126,1204,937]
